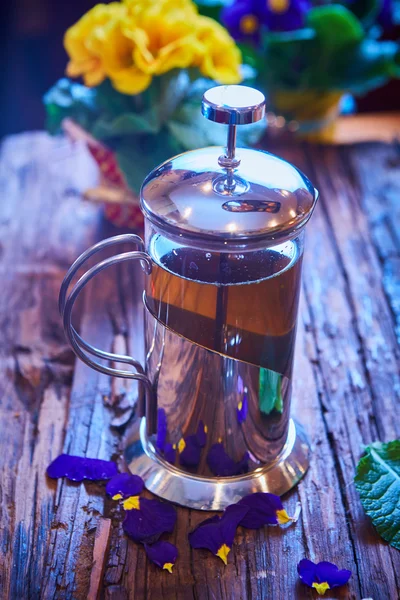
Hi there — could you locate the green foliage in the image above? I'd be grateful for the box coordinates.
[307,6,364,48]
[194,0,230,20]
[43,79,99,134]
[256,4,400,94]
[43,68,267,195]
[259,369,283,415]
[354,440,400,550]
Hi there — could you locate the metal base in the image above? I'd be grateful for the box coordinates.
[125,418,310,510]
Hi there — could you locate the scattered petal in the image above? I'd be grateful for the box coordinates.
[123,497,177,543]
[46,454,118,482]
[297,559,352,596]
[207,443,249,476]
[179,434,202,467]
[123,495,141,510]
[144,541,178,573]
[106,473,144,499]
[164,443,176,465]
[238,493,299,528]
[237,392,248,424]
[156,408,167,452]
[196,421,207,447]
[189,504,249,564]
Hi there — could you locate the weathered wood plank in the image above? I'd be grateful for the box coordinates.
[0,132,399,600]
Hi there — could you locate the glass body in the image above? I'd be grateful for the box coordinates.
[145,221,304,379]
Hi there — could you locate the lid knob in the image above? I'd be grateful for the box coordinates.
[202,85,266,189]
[202,85,265,125]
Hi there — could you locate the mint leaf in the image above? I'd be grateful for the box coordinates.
[354,440,400,550]
[259,369,283,415]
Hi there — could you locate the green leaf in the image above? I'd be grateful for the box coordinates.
[354,440,400,550]
[43,78,99,134]
[340,39,400,94]
[116,130,183,194]
[307,6,364,49]
[92,110,161,139]
[259,369,283,415]
[194,0,230,20]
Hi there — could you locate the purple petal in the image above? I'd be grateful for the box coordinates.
[105,473,144,499]
[144,541,178,573]
[221,1,261,43]
[196,421,207,447]
[256,0,310,32]
[122,497,177,543]
[315,561,352,588]
[164,443,176,465]
[189,504,249,559]
[179,435,202,468]
[156,408,167,452]
[238,492,283,528]
[297,558,318,587]
[237,393,248,424]
[46,454,118,482]
[207,443,249,477]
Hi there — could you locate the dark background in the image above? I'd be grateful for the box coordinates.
[0,0,399,138]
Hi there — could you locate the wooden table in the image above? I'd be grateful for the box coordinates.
[0,127,399,600]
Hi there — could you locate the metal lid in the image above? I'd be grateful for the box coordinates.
[140,86,318,249]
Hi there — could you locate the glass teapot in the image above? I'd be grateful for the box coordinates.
[60,85,318,510]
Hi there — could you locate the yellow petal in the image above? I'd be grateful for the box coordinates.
[216,544,230,565]
[178,438,186,453]
[163,562,174,573]
[276,509,292,525]
[112,493,123,501]
[110,67,152,95]
[123,495,141,510]
[312,582,330,596]
[83,65,106,87]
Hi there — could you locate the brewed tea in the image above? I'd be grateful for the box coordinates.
[145,235,303,377]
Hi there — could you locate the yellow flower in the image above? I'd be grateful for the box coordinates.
[89,15,151,94]
[195,16,242,84]
[64,0,242,95]
[64,3,124,87]
[123,0,203,76]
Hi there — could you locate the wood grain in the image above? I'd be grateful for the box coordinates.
[0,132,399,599]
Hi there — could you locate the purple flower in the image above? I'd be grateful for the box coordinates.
[122,496,177,544]
[238,492,299,528]
[221,1,261,43]
[189,504,249,564]
[258,0,310,31]
[178,435,202,468]
[297,559,352,596]
[237,392,248,424]
[144,541,178,573]
[105,473,144,500]
[207,443,249,476]
[156,408,167,452]
[164,442,176,465]
[196,421,207,447]
[46,454,118,482]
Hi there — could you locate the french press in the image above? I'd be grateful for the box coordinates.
[60,85,318,510]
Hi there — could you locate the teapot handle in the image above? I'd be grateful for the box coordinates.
[59,234,156,434]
